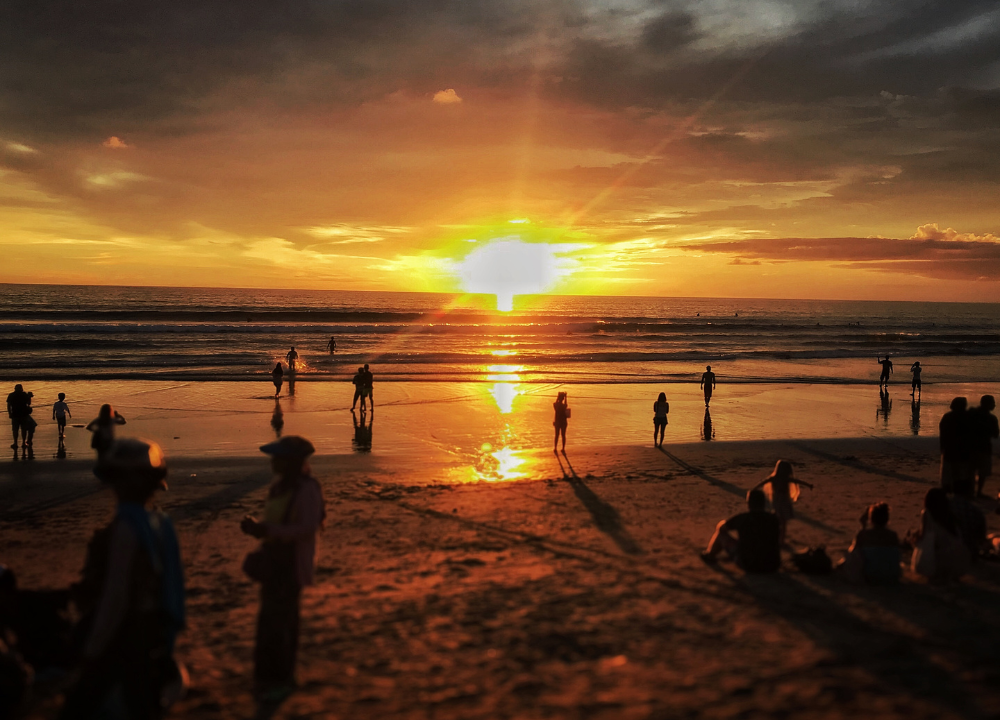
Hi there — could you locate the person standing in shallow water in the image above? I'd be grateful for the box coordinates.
[326,336,336,355]
[877,355,893,389]
[700,366,716,407]
[653,392,669,447]
[909,361,922,397]
[272,363,284,397]
[86,404,126,460]
[553,392,569,453]
[285,347,298,373]
[240,436,325,701]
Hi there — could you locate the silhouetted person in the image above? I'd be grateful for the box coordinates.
[52,392,71,440]
[652,392,669,447]
[62,439,185,720]
[350,366,365,411]
[909,361,922,397]
[837,502,901,585]
[272,363,284,397]
[326,337,336,355]
[700,366,716,407]
[86,404,126,460]
[950,476,986,558]
[285,347,298,373]
[6,384,31,450]
[240,437,325,700]
[701,489,780,573]
[968,395,998,498]
[910,396,921,436]
[362,364,374,411]
[553,391,569,452]
[351,410,372,452]
[271,399,284,438]
[939,397,971,493]
[751,459,813,545]
[702,407,714,441]
[877,387,892,425]
[877,355,893,388]
[909,487,970,582]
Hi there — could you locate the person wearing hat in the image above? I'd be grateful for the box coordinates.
[62,438,185,720]
[241,436,325,700]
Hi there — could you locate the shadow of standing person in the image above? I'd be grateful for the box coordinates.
[910,397,921,436]
[556,451,641,555]
[351,410,372,453]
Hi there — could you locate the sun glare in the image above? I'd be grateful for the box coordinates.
[457,238,560,311]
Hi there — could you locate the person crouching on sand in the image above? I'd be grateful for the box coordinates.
[701,489,781,573]
[553,392,569,452]
[240,436,325,701]
[653,392,669,447]
[86,404,126,460]
[751,460,813,545]
[61,439,185,720]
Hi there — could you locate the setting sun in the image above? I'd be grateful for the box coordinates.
[457,238,562,311]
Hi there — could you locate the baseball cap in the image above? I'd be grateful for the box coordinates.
[259,436,315,458]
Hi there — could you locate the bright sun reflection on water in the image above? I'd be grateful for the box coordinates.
[489,382,519,414]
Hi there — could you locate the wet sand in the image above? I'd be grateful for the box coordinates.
[4,436,1000,719]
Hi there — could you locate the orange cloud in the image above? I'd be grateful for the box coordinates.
[102,136,129,149]
[911,223,998,243]
[432,89,462,105]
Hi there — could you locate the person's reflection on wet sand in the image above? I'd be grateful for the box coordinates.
[271,399,284,438]
[288,374,296,397]
[910,397,921,436]
[701,407,715,441]
[877,387,892,425]
[352,410,372,452]
[56,436,67,459]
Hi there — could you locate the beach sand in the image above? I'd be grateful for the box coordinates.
[4,432,1000,719]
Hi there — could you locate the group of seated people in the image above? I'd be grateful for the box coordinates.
[701,462,995,584]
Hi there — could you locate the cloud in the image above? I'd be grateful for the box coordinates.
[911,222,998,243]
[432,89,462,105]
[102,136,129,149]
[5,142,37,154]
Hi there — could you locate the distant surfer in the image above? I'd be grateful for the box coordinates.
[910,361,922,397]
[877,355,893,389]
[700,365,717,407]
[285,347,298,373]
[326,336,336,355]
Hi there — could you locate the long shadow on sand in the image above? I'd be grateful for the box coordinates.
[165,471,273,523]
[745,573,985,716]
[556,451,641,556]
[789,441,934,486]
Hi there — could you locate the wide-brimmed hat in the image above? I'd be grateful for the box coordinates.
[260,435,315,458]
[94,438,168,487]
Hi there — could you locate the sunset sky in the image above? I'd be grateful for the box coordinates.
[1,0,999,301]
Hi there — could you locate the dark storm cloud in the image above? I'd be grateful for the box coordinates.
[677,236,1000,281]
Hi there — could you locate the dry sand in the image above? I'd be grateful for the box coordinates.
[3,436,1000,719]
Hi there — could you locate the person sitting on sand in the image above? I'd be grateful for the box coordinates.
[61,439,185,719]
[751,460,813,545]
[909,487,971,583]
[553,391,569,453]
[968,395,998,498]
[272,362,284,397]
[939,397,971,493]
[52,392,71,440]
[285,347,298,373]
[85,404,126,460]
[701,489,781,573]
[837,502,901,585]
[653,392,669,447]
[240,436,325,701]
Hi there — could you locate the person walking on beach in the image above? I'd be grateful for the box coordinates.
[61,439,185,720]
[700,366,716,407]
[6,384,32,450]
[939,397,971,493]
[86,404,126,460]
[52,393,71,440]
[285,347,298,373]
[272,362,284,397]
[553,391,569,453]
[240,436,325,701]
[968,395,998,498]
[653,392,669,447]
[877,355,893,388]
[326,336,336,355]
[350,367,365,411]
[362,364,375,411]
[700,489,781,573]
[751,460,814,545]
[909,361,922,397]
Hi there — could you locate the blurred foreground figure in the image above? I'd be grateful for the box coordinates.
[62,439,186,720]
[241,436,325,702]
[700,490,781,573]
[837,503,901,585]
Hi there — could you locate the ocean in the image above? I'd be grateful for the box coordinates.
[1,283,999,384]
